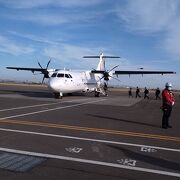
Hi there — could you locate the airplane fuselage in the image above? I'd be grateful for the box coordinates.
[47,70,102,96]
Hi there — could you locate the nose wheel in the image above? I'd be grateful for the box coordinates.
[54,92,63,99]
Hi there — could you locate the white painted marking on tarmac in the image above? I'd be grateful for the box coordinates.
[0,102,60,112]
[0,147,179,177]
[0,98,93,112]
[117,159,137,167]
[65,147,83,153]
[141,146,157,153]
[0,128,179,153]
[0,98,107,120]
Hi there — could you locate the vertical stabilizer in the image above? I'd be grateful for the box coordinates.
[97,53,105,71]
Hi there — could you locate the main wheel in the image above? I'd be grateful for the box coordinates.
[94,91,100,97]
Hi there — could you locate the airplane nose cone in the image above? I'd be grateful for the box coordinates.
[48,79,59,92]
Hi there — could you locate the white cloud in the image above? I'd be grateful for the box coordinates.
[115,0,180,58]
[0,36,34,56]
[163,19,180,56]
[116,0,179,33]
[23,13,69,26]
[0,0,51,8]
[0,0,104,9]
[43,44,100,69]
[8,31,61,45]
[56,0,104,8]
[4,7,101,26]
[43,43,130,71]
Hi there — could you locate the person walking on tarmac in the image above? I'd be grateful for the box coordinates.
[155,88,161,100]
[144,87,149,99]
[103,82,108,96]
[136,87,141,98]
[128,87,133,98]
[161,82,175,129]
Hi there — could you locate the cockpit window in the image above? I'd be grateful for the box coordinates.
[57,73,64,78]
[69,74,72,78]
[65,74,69,78]
[51,73,57,77]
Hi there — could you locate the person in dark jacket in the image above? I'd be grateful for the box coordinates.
[135,87,141,98]
[155,88,161,100]
[144,87,149,99]
[128,88,133,98]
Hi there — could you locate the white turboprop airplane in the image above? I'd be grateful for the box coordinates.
[6,53,176,98]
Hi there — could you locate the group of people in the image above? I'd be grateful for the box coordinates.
[128,83,175,129]
[128,87,161,99]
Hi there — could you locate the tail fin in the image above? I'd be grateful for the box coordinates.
[97,53,105,71]
[83,53,120,71]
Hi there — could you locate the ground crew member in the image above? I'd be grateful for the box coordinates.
[128,88,133,98]
[144,87,149,99]
[104,82,108,96]
[155,88,161,100]
[161,82,175,129]
[136,87,141,98]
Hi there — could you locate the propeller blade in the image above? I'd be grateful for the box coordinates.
[96,75,105,83]
[110,76,121,82]
[42,76,45,84]
[46,59,51,69]
[108,65,119,72]
[38,62,43,69]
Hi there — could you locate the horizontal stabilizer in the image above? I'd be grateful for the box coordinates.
[83,56,120,58]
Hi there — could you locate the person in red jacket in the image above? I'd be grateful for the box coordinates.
[161,82,175,129]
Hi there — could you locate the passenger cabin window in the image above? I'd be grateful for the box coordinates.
[69,74,72,78]
[51,73,57,77]
[57,73,64,78]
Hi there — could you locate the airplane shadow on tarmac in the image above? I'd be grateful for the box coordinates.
[107,145,180,172]
[0,89,98,99]
[87,114,161,128]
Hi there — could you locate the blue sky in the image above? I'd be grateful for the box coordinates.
[0,0,179,89]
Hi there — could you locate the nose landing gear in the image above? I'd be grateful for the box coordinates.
[54,92,63,99]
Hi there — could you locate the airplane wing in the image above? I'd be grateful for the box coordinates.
[6,60,52,83]
[91,70,176,75]
[6,66,50,83]
[6,67,45,73]
[114,70,176,75]
[91,70,176,81]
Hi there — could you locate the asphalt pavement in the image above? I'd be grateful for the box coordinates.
[0,83,179,180]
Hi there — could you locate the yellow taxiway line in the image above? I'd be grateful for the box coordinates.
[0,119,180,142]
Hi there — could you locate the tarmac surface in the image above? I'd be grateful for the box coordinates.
[0,83,179,180]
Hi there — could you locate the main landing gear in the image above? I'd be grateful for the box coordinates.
[94,91,100,97]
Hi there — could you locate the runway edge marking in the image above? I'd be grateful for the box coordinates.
[0,128,180,152]
[0,147,179,177]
